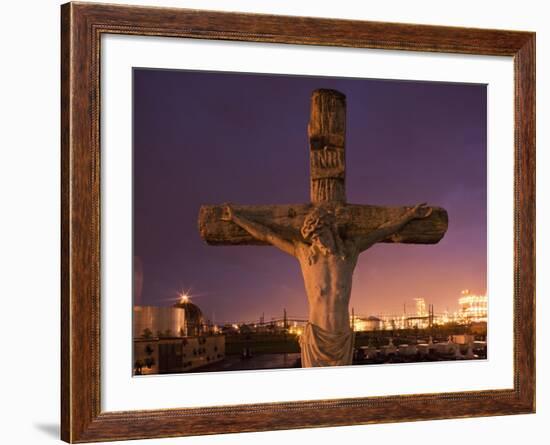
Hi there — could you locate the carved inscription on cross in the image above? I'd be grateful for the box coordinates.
[198,89,448,368]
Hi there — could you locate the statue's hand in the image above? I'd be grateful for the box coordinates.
[406,202,432,220]
[221,203,234,221]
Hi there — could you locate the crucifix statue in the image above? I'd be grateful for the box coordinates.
[198,89,448,368]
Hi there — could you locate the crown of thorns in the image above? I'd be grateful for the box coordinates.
[300,207,335,240]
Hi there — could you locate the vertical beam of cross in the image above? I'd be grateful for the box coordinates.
[308,89,347,204]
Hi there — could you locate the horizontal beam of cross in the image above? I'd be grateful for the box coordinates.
[198,204,448,246]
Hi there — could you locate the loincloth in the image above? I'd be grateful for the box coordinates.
[299,322,354,367]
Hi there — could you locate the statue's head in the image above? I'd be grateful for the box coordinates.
[301,207,342,260]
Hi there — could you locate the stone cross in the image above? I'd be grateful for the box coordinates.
[198,89,448,368]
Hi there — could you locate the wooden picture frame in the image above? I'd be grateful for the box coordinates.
[61,2,535,442]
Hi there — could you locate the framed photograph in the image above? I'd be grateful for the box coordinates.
[61,2,535,442]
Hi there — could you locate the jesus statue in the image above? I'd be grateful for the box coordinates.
[199,89,447,368]
[221,202,433,367]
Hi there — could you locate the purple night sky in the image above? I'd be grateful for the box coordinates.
[133,68,487,323]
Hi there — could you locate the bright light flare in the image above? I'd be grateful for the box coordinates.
[178,292,190,304]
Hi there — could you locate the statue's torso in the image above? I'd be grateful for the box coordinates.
[295,242,359,333]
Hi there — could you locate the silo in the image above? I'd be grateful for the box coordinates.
[133,306,187,338]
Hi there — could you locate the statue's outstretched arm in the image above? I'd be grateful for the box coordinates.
[221,204,296,257]
[357,203,433,252]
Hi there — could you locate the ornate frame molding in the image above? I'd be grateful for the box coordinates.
[61,2,535,442]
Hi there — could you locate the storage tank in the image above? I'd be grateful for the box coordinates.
[133,306,187,338]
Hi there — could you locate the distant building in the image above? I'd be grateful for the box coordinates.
[364,316,383,331]
[133,295,224,375]
[351,315,382,332]
[414,297,427,317]
[458,290,488,323]
[134,335,225,375]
